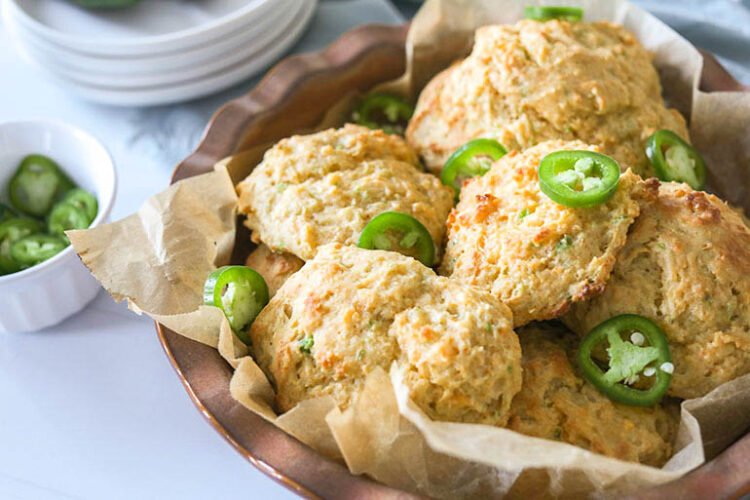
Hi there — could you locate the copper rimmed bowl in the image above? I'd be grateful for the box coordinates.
[157,23,750,500]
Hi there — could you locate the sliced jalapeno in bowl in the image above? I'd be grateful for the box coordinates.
[577,314,672,406]
[1,151,97,275]
[8,154,76,217]
[48,203,91,242]
[0,217,43,274]
[358,211,435,266]
[645,129,706,190]
[441,138,507,200]
[538,150,620,207]
[524,6,583,21]
[60,188,98,222]
[204,266,270,345]
[353,93,414,136]
[10,234,68,267]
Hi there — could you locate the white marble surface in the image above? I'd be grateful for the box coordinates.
[0,1,402,499]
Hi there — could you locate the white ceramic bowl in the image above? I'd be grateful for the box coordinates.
[0,120,117,333]
[7,0,277,56]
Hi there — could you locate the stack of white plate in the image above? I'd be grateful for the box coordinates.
[2,0,317,106]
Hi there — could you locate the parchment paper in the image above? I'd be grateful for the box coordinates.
[69,1,750,498]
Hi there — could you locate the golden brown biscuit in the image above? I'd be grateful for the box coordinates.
[250,244,522,426]
[508,322,679,467]
[244,244,304,297]
[406,20,689,177]
[441,140,654,327]
[565,182,750,399]
[237,125,453,263]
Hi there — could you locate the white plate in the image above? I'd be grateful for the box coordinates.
[5,0,297,87]
[8,0,277,56]
[2,0,289,76]
[8,0,317,106]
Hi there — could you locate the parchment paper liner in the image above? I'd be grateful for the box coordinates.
[69,0,750,497]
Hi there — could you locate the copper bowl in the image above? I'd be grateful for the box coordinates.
[157,23,750,500]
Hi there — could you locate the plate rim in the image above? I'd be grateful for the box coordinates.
[2,0,292,77]
[6,0,277,56]
[6,0,304,89]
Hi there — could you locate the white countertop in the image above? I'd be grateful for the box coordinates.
[0,2,402,499]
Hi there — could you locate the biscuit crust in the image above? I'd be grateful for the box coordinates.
[250,244,523,426]
[441,140,653,326]
[508,323,679,467]
[406,20,689,176]
[244,244,304,297]
[565,182,750,399]
[237,125,453,263]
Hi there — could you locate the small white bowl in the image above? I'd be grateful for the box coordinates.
[0,120,117,333]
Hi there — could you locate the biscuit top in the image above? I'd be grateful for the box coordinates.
[565,182,750,398]
[508,322,679,466]
[237,125,453,262]
[244,245,303,297]
[406,20,689,176]
[250,244,523,426]
[442,140,653,326]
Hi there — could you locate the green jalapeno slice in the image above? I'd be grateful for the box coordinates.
[10,234,68,267]
[0,203,17,223]
[441,138,507,200]
[8,154,76,217]
[577,314,673,406]
[48,202,91,242]
[60,188,98,222]
[0,217,43,274]
[358,211,435,266]
[524,6,583,21]
[538,150,620,207]
[204,266,270,345]
[354,93,414,135]
[645,130,706,190]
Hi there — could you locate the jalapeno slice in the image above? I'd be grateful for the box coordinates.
[645,130,706,190]
[441,139,507,200]
[0,203,17,223]
[203,266,270,345]
[577,314,672,406]
[524,6,583,21]
[358,211,435,266]
[538,150,620,207]
[8,154,76,217]
[0,217,43,274]
[354,93,414,135]
[48,202,91,242]
[60,188,98,222]
[10,234,68,267]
